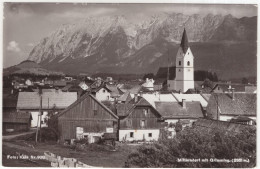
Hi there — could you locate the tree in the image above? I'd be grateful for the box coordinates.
[126,126,256,168]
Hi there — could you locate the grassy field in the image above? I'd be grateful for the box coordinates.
[2,140,139,167]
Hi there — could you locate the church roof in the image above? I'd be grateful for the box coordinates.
[180,28,189,54]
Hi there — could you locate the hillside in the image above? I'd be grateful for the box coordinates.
[3,60,64,76]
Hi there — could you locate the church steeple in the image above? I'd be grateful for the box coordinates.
[180,28,189,54]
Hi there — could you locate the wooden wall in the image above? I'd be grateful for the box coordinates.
[58,95,118,141]
[120,106,162,130]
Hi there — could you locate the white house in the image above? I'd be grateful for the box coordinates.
[142,78,155,91]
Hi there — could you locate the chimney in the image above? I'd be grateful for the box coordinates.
[231,88,235,100]
[182,99,186,108]
[134,94,138,103]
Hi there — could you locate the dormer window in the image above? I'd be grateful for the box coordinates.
[187,61,190,66]
[179,61,181,66]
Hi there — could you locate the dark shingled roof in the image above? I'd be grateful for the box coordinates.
[206,93,256,119]
[155,101,204,119]
[116,103,135,116]
[180,28,189,54]
[194,118,254,133]
[3,112,31,123]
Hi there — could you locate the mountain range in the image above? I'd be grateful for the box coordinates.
[27,13,257,80]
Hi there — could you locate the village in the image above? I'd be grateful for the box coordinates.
[2,29,257,167]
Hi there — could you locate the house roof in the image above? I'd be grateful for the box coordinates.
[194,118,254,133]
[57,94,118,119]
[128,85,151,94]
[180,28,189,53]
[17,91,77,110]
[116,103,135,116]
[155,101,204,119]
[206,93,256,118]
[245,86,257,93]
[3,112,31,123]
[118,91,132,102]
[3,96,18,108]
[53,80,67,87]
[106,84,120,97]
[213,83,246,92]
[140,93,177,108]
[61,84,73,92]
[172,94,208,108]
[200,94,211,102]
[91,84,111,93]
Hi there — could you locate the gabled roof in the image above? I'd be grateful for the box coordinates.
[128,85,150,94]
[53,80,67,87]
[105,84,120,97]
[172,93,208,108]
[17,91,77,110]
[155,101,204,119]
[57,94,118,119]
[91,84,111,93]
[3,112,31,123]
[118,91,132,102]
[61,84,73,92]
[140,93,177,108]
[116,103,135,116]
[245,86,257,93]
[212,83,246,92]
[180,28,189,53]
[206,93,256,118]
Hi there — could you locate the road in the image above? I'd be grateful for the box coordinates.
[3,131,36,140]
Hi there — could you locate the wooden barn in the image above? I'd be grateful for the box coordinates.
[3,112,32,133]
[57,94,118,143]
[117,95,163,142]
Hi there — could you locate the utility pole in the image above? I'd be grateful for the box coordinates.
[35,87,43,144]
[167,48,170,81]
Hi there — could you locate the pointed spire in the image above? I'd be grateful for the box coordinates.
[180,28,189,54]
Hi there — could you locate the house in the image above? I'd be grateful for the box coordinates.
[155,100,204,126]
[25,79,33,86]
[118,91,132,103]
[91,84,112,101]
[154,79,166,91]
[57,94,118,143]
[105,84,121,99]
[211,83,247,93]
[53,80,67,88]
[245,86,257,93]
[78,81,89,91]
[141,78,155,91]
[3,112,32,133]
[117,95,163,142]
[17,91,77,128]
[206,92,256,123]
[172,93,209,109]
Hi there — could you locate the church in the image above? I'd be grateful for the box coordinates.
[167,29,195,93]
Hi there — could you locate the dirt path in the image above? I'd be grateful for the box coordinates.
[3,131,36,140]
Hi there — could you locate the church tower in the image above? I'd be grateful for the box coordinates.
[174,28,194,92]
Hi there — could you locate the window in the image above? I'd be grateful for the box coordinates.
[93,110,97,116]
[130,132,134,138]
[141,120,145,128]
[143,109,148,116]
[103,89,106,93]
[179,61,181,66]
[148,133,152,137]
[187,61,190,66]
[179,69,181,72]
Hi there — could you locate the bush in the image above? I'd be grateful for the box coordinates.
[126,126,256,168]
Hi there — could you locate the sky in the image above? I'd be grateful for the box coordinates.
[3,2,258,68]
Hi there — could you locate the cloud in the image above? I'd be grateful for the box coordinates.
[7,41,21,52]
